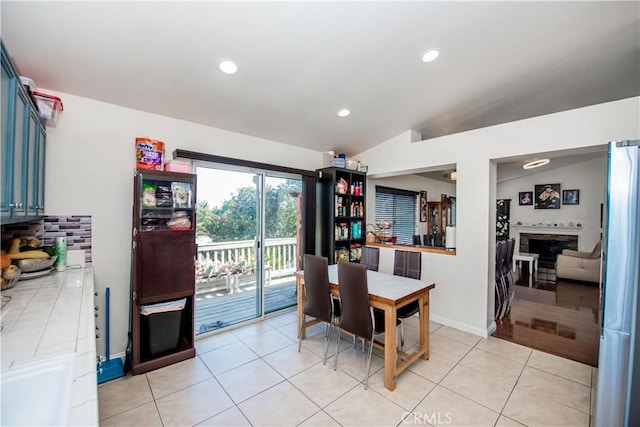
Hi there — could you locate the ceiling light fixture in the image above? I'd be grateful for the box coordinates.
[337,109,350,118]
[450,171,457,180]
[523,158,550,169]
[422,49,440,63]
[218,59,238,75]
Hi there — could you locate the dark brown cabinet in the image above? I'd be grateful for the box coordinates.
[131,169,197,374]
[316,167,366,264]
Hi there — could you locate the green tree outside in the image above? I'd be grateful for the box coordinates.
[197,179,301,242]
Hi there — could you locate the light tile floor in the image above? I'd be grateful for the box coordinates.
[98,311,597,426]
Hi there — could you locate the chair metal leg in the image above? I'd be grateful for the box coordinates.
[364,331,374,389]
[499,275,509,318]
[322,319,332,365]
[333,325,343,371]
[298,314,306,353]
[495,279,504,320]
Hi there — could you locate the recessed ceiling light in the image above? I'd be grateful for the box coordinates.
[523,158,550,169]
[422,49,440,63]
[338,109,350,118]
[218,59,238,75]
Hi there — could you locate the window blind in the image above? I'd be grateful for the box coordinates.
[375,187,417,245]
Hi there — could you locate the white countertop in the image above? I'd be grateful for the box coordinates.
[326,264,435,303]
[1,267,98,426]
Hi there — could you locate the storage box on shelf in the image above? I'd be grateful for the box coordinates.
[317,166,366,264]
[164,160,191,173]
[32,91,63,127]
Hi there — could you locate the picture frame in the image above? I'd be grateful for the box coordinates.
[419,190,427,222]
[563,189,580,205]
[534,183,561,209]
[519,191,533,206]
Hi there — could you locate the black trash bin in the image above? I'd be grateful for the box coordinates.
[140,298,186,357]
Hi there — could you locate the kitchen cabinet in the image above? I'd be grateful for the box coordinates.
[0,41,46,224]
[317,167,366,263]
[131,169,197,374]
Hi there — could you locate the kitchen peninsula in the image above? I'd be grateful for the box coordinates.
[1,267,98,425]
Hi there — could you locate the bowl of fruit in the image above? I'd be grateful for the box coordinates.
[4,237,58,273]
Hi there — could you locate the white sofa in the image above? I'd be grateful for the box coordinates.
[555,241,602,284]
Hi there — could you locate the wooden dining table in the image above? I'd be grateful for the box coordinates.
[295,264,436,391]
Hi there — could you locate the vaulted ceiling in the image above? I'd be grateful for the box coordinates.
[2,1,638,156]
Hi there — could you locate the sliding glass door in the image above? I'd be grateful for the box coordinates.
[263,175,301,315]
[194,164,301,334]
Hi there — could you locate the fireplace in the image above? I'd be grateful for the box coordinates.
[520,233,578,268]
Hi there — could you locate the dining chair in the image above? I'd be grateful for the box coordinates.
[503,238,516,306]
[333,261,387,389]
[360,246,379,271]
[393,250,422,350]
[299,254,341,364]
[494,240,509,320]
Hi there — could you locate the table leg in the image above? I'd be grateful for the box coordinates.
[420,293,430,360]
[383,305,398,391]
[296,275,306,339]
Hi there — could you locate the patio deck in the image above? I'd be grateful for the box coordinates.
[195,278,297,334]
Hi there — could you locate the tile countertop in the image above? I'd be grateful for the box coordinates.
[1,267,98,426]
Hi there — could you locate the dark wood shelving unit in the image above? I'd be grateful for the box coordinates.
[316,167,366,264]
[131,169,197,375]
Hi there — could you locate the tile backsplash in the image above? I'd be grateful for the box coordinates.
[1,215,92,264]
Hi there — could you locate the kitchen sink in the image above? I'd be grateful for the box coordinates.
[1,354,75,426]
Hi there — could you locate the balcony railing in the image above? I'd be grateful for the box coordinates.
[195,237,299,334]
[196,238,298,291]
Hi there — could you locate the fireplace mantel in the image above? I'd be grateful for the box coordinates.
[512,225,583,236]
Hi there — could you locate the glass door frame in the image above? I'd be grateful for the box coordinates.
[193,160,301,331]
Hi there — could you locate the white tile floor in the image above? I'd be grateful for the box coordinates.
[98,311,597,426]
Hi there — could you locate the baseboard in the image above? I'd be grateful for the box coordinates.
[430,314,496,338]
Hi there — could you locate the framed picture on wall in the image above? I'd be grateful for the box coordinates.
[519,191,533,206]
[563,189,580,205]
[419,191,427,222]
[534,183,561,209]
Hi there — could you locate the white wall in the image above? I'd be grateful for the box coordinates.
[43,90,323,357]
[366,174,456,236]
[358,97,640,337]
[41,92,639,354]
[497,156,607,252]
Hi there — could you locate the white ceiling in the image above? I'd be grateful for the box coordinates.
[1,1,638,157]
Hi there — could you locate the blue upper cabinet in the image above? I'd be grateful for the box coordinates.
[1,40,47,224]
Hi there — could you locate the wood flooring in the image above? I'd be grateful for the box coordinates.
[194,280,297,335]
[494,266,600,366]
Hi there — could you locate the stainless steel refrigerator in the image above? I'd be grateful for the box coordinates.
[595,140,640,427]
